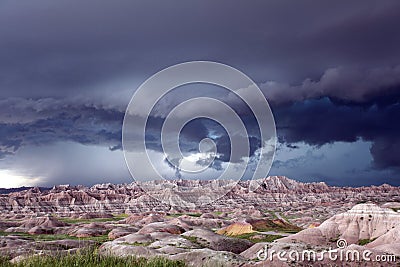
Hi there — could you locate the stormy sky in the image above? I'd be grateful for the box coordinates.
[1,0,400,187]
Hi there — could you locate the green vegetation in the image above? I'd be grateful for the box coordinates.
[391,208,400,212]
[113,213,130,219]
[281,229,301,234]
[58,214,128,224]
[181,235,206,248]
[278,213,290,222]
[181,235,199,243]
[358,238,376,246]
[263,210,278,219]
[250,225,301,234]
[120,242,152,247]
[263,211,297,223]
[248,218,302,233]
[234,232,284,243]
[0,248,185,267]
[0,231,110,243]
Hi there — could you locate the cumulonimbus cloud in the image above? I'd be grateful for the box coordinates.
[261,65,400,105]
[0,97,124,158]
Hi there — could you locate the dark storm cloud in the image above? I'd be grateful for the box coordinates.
[275,98,400,170]
[0,98,123,156]
[1,0,400,186]
[1,0,400,100]
[262,65,400,106]
[146,116,263,167]
[141,86,266,170]
[370,137,400,169]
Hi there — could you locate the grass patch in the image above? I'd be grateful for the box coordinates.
[58,217,121,224]
[281,229,301,234]
[0,247,185,267]
[0,231,110,243]
[181,235,206,248]
[181,235,199,243]
[120,242,152,247]
[113,213,130,219]
[278,213,297,222]
[57,213,129,224]
[250,226,301,234]
[264,210,278,219]
[247,218,302,234]
[358,238,376,246]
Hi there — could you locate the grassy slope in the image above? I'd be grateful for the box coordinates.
[57,213,129,224]
[0,231,110,243]
[0,248,186,267]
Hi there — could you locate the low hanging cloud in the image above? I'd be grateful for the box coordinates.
[1,63,400,176]
[262,65,400,105]
[0,97,124,158]
[2,73,400,174]
[275,97,400,170]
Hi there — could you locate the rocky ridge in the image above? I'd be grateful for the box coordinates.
[0,176,399,226]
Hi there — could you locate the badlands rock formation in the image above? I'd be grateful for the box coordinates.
[367,226,400,255]
[0,176,399,227]
[242,203,400,266]
[0,176,399,266]
[277,203,400,245]
[217,222,254,236]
